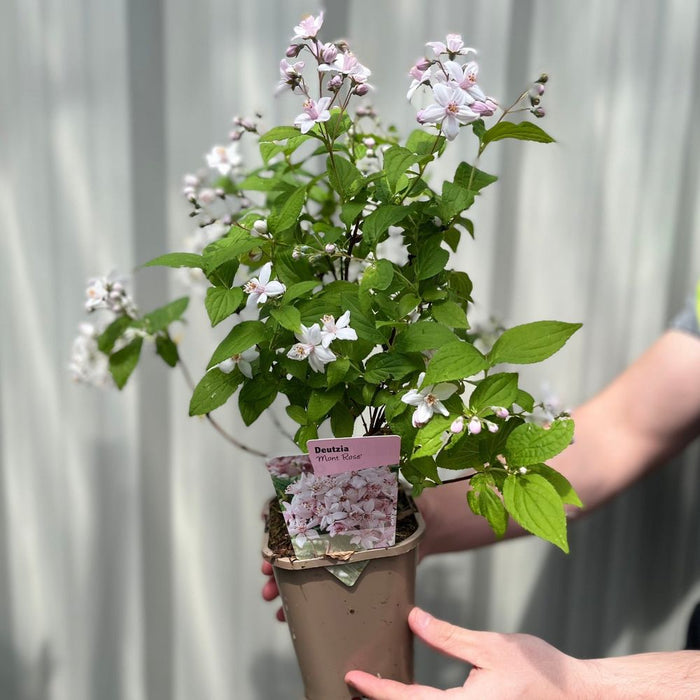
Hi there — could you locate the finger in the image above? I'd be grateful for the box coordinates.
[261,560,274,576]
[344,671,444,699]
[261,578,279,601]
[408,607,488,667]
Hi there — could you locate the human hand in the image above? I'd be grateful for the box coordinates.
[345,607,591,699]
[260,560,285,622]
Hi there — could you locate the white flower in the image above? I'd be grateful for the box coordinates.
[85,272,136,316]
[320,311,358,347]
[401,373,457,427]
[243,262,286,308]
[292,11,324,40]
[426,34,475,58]
[294,97,332,134]
[213,347,259,378]
[416,83,478,140]
[69,323,113,387]
[287,323,336,373]
[205,142,242,176]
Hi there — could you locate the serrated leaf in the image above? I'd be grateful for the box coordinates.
[503,473,568,552]
[340,294,386,343]
[360,259,394,292]
[440,180,474,221]
[416,246,450,280]
[189,368,242,415]
[423,341,486,384]
[431,301,468,329]
[453,162,498,192]
[412,414,452,458]
[468,472,508,537]
[362,205,408,245]
[488,321,581,365]
[403,456,441,484]
[340,200,366,227]
[515,389,535,412]
[205,287,244,326]
[470,373,519,413]
[436,432,486,470]
[268,186,306,233]
[109,337,143,389]
[482,121,555,147]
[505,418,575,467]
[383,145,419,192]
[142,252,204,269]
[326,155,364,200]
[283,281,318,302]
[308,387,344,422]
[259,125,303,142]
[393,321,458,353]
[238,376,278,426]
[271,306,302,332]
[142,297,189,333]
[202,231,260,273]
[327,357,350,387]
[528,463,583,508]
[364,352,424,384]
[295,424,319,452]
[405,129,445,156]
[207,321,268,369]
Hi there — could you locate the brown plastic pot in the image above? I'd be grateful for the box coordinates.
[262,501,426,700]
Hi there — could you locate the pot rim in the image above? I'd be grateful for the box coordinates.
[262,498,426,571]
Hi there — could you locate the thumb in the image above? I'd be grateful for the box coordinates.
[409,607,489,667]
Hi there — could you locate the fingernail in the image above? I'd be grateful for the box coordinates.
[411,607,432,630]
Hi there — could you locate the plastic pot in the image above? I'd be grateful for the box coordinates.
[262,500,426,700]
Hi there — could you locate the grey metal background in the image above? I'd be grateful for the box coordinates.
[1,0,699,697]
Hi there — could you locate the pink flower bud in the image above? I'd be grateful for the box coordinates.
[327,75,343,91]
[468,417,482,435]
[450,417,465,434]
[354,83,370,96]
[324,243,336,254]
[286,44,302,58]
[485,420,499,433]
[532,107,546,118]
[492,406,509,419]
[415,57,431,71]
[321,43,338,63]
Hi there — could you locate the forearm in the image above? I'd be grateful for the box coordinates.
[587,650,700,699]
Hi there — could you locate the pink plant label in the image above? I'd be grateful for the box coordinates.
[307,435,401,476]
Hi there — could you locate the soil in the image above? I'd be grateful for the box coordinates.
[265,489,420,558]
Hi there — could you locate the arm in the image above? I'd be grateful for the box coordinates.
[345,607,700,700]
[418,330,700,556]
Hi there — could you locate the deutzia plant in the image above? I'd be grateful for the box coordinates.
[71,12,583,552]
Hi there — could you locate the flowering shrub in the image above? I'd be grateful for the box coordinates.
[72,12,583,552]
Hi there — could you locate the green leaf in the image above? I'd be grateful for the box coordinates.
[405,129,444,156]
[109,337,143,389]
[453,162,498,192]
[271,306,301,332]
[286,404,308,426]
[515,389,535,412]
[340,200,366,228]
[238,376,278,426]
[97,316,133,354]
[189,369,242,415]
[360,259,394,292]
[423,341,486,384]
[528,464,583,508]
[259,126,303,142]
[440,180,474,221]
[431,301,468,329]
[416,246,450,281]
[202,232,260,273]
[207,320,268,369]
[142,297,189,333]
[295,424,318,452]
[403,456,441,484]
[448,271,473,302]
[467,472,508,537]
[308,387,344,422]
[482,121,556,147]
[330,403,356,437]
[435,432,485,470]
[205,288,244,326]
[505,418,575,467]
[488,321,581,365]
[503,473,569,552]
[412,414,452,458]
[327,357,350,387]
[364,352,425,384]
[362,205,408,245]
[340,294,386,344]
[393,321,458,353]
[155,335,179,367]
[283,281,318,302]
[142,252,204,269]
[326,155,364,200]
[383,146,419,192]
[398,293,421,318]
[268,186,306,233]
[470,373,519,413]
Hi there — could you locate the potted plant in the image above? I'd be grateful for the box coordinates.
[71,11,582,699]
